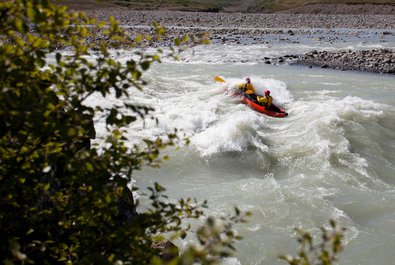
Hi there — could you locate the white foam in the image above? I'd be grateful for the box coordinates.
[225,76,293,104]
[191,109,265,156]
[66,43,395,265]
[220,257,241,265]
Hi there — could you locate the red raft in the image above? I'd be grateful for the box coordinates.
[238,93,288,118]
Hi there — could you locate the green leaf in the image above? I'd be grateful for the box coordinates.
[27,6,37,20]
[14,18,25,33]
[85,162,94,172]
[135,34,143,43]
[132,70,142,80]
[141,61,150,70]
[67,128,77,137]
[154,183,166,192]
[44,183,50,191]
[174,38,181,46]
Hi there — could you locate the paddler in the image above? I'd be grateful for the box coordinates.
[257,90,273,109]
[238,77,258,102]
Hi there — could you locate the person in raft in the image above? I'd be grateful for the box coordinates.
[238,77,258,102]
[257,90,273,109]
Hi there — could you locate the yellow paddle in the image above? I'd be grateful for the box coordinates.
[214,75,226,83]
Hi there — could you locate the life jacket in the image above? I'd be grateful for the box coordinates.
[257,95,273,107]
[239,83,255,94]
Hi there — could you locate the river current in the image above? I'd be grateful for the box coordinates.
[91,29,395,265]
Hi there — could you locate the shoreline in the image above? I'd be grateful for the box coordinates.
[86,10,395,30]
[83,10,395,75]
[295,49,395,74]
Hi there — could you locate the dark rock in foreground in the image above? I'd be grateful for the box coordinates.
[296,49,395,74]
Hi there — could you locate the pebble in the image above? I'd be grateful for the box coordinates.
[296,49,395,74]
[81,9,395,74]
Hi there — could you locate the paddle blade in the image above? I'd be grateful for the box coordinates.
[214,75,226,83]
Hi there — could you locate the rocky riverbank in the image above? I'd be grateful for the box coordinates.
[86,10,395,30]
[280,3,395,15]
[295,49,395,74]
[80,9,395,74]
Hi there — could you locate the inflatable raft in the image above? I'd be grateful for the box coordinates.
[214,76,288,118]
[233,91,288,118]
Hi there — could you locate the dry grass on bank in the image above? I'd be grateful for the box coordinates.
[50,0,395,13]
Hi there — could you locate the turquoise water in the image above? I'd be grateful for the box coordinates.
[90,38,395,264]
[121,62,395,265]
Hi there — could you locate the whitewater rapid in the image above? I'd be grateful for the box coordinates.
[90,37,395,264]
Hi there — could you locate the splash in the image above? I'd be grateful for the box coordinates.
[225,76,293,105]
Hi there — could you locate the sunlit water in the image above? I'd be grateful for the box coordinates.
[90,32,395,265]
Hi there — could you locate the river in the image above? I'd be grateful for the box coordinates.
[92,30,395,265]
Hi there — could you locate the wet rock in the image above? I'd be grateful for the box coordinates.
[296,49,395,74]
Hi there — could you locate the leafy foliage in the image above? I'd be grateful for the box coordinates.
[178,208,251,265]
[0,0,245,264]
[280,220,346,265]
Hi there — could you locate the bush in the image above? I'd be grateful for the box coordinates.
[0,1,246,264]
[280,220,346,265]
